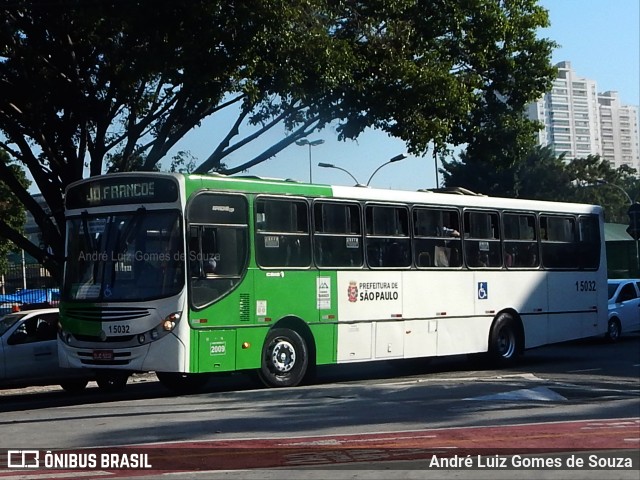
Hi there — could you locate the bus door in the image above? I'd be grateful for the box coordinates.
[187,192,250,373]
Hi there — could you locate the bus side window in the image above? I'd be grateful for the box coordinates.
[256,198,311,268]
[313,202,363,268]
[463,210,501,268]
[187,193,249,308]
[540,215,577,269]
[365,205,410,268]
[413,207,461,269]
[503,213,539,268]
[578,215,600,269]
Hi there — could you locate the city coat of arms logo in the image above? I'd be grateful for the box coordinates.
[347,281,358,302]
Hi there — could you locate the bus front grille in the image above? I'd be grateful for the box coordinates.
[63,306,152,322]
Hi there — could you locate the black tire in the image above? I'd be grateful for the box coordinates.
[59,379,89,393]
[96,372,129,392]
[606,318,621,343]
[488,313,522,366]
[258,328,308,388]
[157,372,210,394]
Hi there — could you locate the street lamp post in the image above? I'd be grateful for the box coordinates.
[318,153,408,187]
[296,138,324,183]
[365,153,408,186]
[595,179,634,204]
[317,163,362,186]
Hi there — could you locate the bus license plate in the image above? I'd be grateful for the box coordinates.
[93,350,113,361]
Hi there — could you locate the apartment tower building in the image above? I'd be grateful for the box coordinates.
[527,61,640,172]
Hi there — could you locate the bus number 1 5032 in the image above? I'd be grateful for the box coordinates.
[576,280,596,292]
[108,324,131,334]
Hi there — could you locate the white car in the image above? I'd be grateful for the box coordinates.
[607,279,640,342]
[0,308,92,392]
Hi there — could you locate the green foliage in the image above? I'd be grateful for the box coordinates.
[565,156,639,223]
[443,143,638,224]
[442,144,569,199]
[0,0,556,277]
[168,151,198,174]
[0,150,29,275]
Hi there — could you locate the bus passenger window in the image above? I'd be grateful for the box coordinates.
[463,210,501,268]
[578,215,600,269]
[503,213,539,268]
[365,205,410,268]
[256,198,311,268]
[540,215,577,269]
[413,207,461,269]
[313,202,363,268]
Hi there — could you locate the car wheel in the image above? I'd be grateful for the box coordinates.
[59,380,89,393]
[96,372,129,392]
[606,318,621,343]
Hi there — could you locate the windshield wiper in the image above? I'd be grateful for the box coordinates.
[115,207,147,254]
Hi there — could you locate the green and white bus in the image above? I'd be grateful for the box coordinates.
[59,172,607,392]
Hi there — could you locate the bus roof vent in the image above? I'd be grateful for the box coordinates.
[419,187,485,196]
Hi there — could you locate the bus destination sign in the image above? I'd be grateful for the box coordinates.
[66,176,179,209]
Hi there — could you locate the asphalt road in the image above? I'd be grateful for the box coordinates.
[0,333,638,479]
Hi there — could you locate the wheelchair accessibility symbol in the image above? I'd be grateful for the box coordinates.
[477,282,488,300]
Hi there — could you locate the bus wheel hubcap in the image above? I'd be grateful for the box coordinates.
[270,340,296,373]
[498,330,515,358]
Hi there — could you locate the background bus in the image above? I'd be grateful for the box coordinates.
[59,172,608,392]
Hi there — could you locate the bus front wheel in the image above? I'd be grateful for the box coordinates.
[258,328,308,388]
[488,313,522,366]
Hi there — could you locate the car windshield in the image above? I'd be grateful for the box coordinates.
[63,210,185,302]
[0,313,27,336]
[608,282,621,300]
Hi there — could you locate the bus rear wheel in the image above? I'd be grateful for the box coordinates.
[157,372,210,394]
[258,328,308,388]
[488,313,522,366]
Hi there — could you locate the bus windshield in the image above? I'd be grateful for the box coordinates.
[63,210,184,302]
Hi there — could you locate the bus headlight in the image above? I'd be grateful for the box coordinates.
[162,312,181,332]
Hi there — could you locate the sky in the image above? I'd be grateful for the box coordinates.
[168,0,639,192]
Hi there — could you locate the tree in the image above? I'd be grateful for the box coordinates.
[443,142,639,224]
[0,150,29,277]
[442,144,571,199]
[0,0,556,280]
[564,156,639,223]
